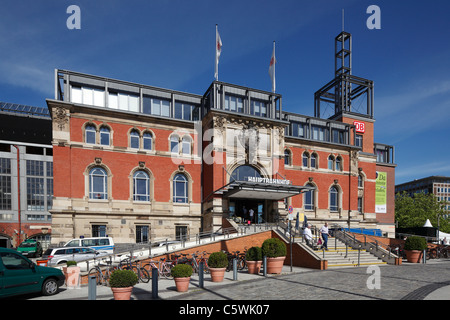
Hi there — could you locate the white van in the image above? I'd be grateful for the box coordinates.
[64,237,115,254]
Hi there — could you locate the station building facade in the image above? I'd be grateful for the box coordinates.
[47,32,396,245]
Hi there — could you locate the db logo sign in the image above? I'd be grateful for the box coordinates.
[354,121,365,133]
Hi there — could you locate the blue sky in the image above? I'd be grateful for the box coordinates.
[1,0,449,184]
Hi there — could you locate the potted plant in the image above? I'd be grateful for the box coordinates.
[261,238,287,274]
[63,260,81,289]
[207,251,228,282]
[108,269,139,300]
[245,246,262,274]
[171,263,193,292]
[404,236,427,263]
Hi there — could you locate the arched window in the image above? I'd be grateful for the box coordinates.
[230,165,261,182]
[143,132,153,151]
[133,171,150,201]
[358,174,364,188]
[89,167,107,199]
[100,126,110,146]
[182,136,191,155]
[130,129,140,149]
[284,150,291,166]
[335,156,342,171]
[304,183,315,211]
[330,186,339,212]
[328,155,335,170]
[85,124,96,144]
[173,173,188,203]
[302,152,309,167]
[170,135,179,154]
[311,153,317,169]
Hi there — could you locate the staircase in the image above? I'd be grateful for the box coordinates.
[312,237,387,268]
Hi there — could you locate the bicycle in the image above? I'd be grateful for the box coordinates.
[119,258,150,283]
[88,261,117,286]
[143,258,174,280]
[191,251,210,274]
[224,250,246,271]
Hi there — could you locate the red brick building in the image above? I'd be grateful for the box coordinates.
[47,32,396,245]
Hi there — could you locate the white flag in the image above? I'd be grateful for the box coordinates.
[215,25,223,81]
[269,41,276,93]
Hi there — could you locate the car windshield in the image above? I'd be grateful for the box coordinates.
[19,242,36,248]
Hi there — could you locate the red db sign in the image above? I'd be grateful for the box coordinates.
[354,121,365,133]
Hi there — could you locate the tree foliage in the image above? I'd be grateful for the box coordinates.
[395,191,450,233]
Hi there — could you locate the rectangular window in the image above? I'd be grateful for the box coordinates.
[136,225,149,243]
[224,95,243,113]
[355,134,363,148]
[92,225,107,237]
[312,126,326,141]
[332,129,345,144]
[0,158,11,210]
[27,177,45,211]
[175,226,188,241]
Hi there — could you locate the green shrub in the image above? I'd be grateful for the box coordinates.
[404,236,428,251]
[261,238,287,258]
[207,251,228,268]
[66,260,77,267]
[245,246,262,261]
[171,264,193,278]
[108,269,138,288]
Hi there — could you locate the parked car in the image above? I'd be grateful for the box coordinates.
[17,239,43,258]
[0,247,64,298]
[42,247,109,266]
[64,237,115,253]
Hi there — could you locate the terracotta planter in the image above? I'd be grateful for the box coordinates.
[111,286,134,300]
[266,256,285,274]
[63,266,81,288]
[174,277,190,292]
[209,267,226,282]
[247,261,262,274]
[405,250,423,263]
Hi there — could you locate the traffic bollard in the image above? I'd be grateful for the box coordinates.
[152,268,158,299]
[233,258,237,281]
[263,256,267,277]
[88,275,96,300]
[199,261,204,288]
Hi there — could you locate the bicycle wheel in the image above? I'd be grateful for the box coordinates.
[162,263,173,280]
[139,268,150,283]
[88,267,102,285]
[238,257,246,271]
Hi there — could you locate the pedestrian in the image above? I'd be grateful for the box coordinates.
[249,208,254,224]
[320,222,329,250]
[242,206,247,223]
[303,224,313,247]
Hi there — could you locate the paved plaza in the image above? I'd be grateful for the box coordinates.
[17,259,450,302]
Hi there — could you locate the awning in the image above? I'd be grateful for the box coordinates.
[217,181,315,201]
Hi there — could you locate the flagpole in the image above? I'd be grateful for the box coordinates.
[272,41,276,93]
[215,24,218,81]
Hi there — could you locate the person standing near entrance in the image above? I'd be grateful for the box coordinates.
[249,208,254,224]
[320,222,329,250]
[242,206,248,223]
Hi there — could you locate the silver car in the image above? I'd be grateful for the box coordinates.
[42,246,109,266]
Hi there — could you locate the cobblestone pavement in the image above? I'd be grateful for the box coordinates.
[18,259,450,302]
[173,260,450,300]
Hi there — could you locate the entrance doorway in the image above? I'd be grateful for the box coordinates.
[229,199,266,224]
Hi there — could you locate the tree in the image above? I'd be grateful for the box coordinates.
[395,191,450,233]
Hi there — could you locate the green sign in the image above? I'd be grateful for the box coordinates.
[375,171,387,213]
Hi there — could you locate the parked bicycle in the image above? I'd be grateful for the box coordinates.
[88,261,117,286]
[119,258,150,283]
[191,251,210,274]
[142,258,174,280]
[224,250,246,271]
